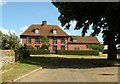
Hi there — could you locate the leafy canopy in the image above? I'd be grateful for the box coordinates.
[52,2,120,44]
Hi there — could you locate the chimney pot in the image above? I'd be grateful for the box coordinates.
[42,20,47,26]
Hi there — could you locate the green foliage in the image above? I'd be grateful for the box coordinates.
[41,35,49,50]
[0,31,22,50]
[0,31,3,49]
[52,2,120,60]
[29,50,50,55]
[86,44,104,52]
[40,44,48,50]
[56,50,99,56]
[14,50,30,61]
[25,45,33,50]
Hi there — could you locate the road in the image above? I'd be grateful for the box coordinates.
[16,67,118,82]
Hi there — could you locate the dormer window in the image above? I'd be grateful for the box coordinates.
[53,29,57,34]
[35,29,39,34]
[73,38,77,42]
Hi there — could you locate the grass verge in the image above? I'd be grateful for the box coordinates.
[2,62,39,82]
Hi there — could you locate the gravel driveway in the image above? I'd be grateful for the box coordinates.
[16,67,118,82]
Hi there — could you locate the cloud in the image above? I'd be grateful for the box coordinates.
[19,26,28,35]
[0,0,7,6]
[69,21,77,27]
[0,27,16,35]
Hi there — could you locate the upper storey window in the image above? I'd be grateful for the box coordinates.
[53,29,57,34]
[61,38,65,44]
[26,37,31,44]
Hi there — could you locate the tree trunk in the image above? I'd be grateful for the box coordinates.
[107,44,117,60]
[107,32,117,60]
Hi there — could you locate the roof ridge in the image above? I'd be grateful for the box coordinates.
[31,24,58,26]
[71,35,94,37]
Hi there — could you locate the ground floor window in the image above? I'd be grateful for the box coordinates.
[35,46,40,50]
[53,46,57,52]
[61,46,65,50]
[74,48,80,50]
[35,37,40,44]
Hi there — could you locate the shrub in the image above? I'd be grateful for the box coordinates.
[14,50,30,61]
[25,45,33,50]
[86,44,104,52]
[103,49,120,54]
[103,49,107,54]
[56,50,99,56]
[29,50,50,55]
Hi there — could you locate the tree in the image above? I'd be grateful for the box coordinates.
[52,2,120,60]
[1,32,22,50]
[86,44,104,52]
[0,31,4,49]
[41,35,49,50]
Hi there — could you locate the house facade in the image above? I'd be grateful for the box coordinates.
[20,21,99,53]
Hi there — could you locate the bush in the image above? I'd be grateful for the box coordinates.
[25,45,33,50]
[103,49,107,54]
[29,50,50,55]
[56,50,99,56]
[14,50,30,61]
[103,49,120,54]
[86,44,104,52]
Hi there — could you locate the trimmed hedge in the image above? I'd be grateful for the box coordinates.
[14,50,30,61]
[29,50,50,55]
[103,49,120,54]
[56,50,99,56]
[25,45,34,50]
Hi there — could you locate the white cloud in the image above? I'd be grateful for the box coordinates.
[0,0,7,6]
[19,26,28,35]
[69,21,77,27]
[3,0,51,2]
[0,27,16,35]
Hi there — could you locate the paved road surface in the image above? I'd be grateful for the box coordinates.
[17,67,118,82]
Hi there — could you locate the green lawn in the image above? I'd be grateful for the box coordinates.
[2,62,39,82]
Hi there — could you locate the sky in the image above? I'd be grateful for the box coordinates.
[0,0,103,42]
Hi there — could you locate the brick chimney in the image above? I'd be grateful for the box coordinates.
[42,20,47,26]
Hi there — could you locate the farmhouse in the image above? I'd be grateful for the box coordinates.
[20,21,99,53]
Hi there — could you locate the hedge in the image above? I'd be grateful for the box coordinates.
[25,45,34,50]
[29,50,50,55]
[14,50,30,61]
[103,49,120,54]
[56,50,99,56]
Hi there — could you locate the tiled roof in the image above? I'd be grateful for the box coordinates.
[69,36,99,44]
[20,24,69,37]
[20,21,99,44]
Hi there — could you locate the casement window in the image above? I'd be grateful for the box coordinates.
[74,48,80,50]
[52,38,57,44]
[35,46,40,50]
[35,37,40,44]
[35,29,39,34]
[61,46,65,50]
[53,29,57,34]
[53,46,57,51]
[26,37,31,44]
[73,38,77,42]
[61,38,65,44]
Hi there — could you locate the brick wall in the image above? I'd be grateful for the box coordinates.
[22,37,68,53]
[68,44,90,50]
[22,37,91,52]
